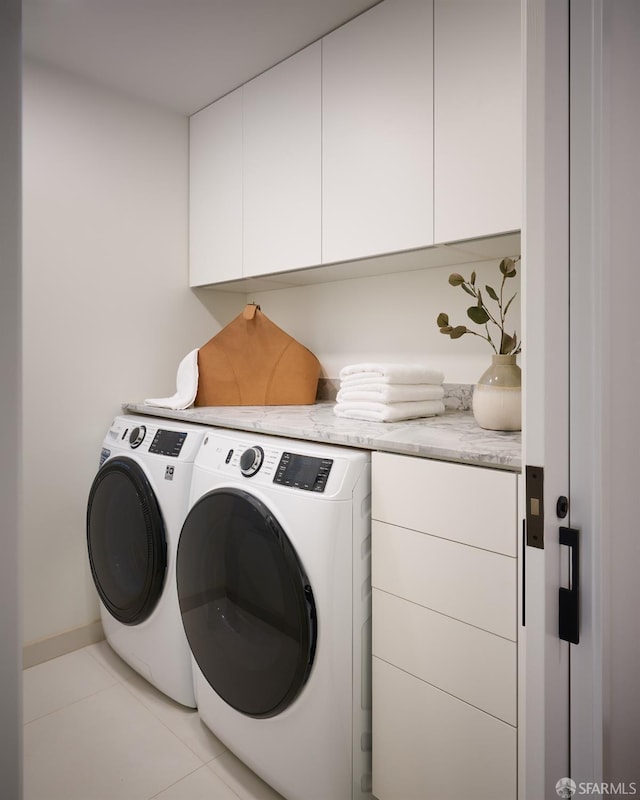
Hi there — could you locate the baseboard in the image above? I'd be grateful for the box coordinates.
[23,620,105,669]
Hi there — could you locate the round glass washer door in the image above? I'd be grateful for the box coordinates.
[177,487,317,719]
[86,457,167,625]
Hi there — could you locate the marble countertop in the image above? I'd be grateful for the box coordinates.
[122,401,521,472]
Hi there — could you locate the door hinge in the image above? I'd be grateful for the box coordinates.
[559,526,580,644]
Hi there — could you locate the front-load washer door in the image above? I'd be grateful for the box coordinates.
[87,457,167,625]
[177,488,317,719]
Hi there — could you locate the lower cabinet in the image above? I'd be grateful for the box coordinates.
[371,452,519,800]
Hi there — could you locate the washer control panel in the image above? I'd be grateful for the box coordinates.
[218,443,333,492]
[239,446,264,477]
[273,452,333,493]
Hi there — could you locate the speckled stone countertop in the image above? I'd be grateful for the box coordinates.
[122,401,521,472]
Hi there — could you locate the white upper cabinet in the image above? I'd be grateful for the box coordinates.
[434,0,522,243]
[322,0,434,264]
[188,0,522,288]
[243,43,321,277]
[189,87,243,287]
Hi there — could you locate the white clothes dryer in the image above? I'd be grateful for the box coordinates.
[86,414,208,707]
[176,428,372,800]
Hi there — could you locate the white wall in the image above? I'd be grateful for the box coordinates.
[1,1,23,794]
[251,259,521,384]
[21,60,242,648]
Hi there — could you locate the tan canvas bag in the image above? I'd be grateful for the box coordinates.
[195,304,320,406]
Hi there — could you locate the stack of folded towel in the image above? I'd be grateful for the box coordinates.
[334,363,445,422]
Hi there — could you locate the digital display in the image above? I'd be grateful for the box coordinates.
[149,429,187,457]
[274,452,333,492]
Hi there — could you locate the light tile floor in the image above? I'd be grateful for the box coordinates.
[23,641,285,800]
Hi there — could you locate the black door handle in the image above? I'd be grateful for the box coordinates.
[559,526,580,644]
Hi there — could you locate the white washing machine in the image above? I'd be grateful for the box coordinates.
[176,428,372,800]
[86,414,208,707]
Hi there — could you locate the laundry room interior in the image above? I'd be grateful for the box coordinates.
[5,0,640,799]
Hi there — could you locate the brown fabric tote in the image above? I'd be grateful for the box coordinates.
[195,304,320,406]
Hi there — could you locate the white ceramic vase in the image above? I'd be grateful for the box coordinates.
[472,354,521,431]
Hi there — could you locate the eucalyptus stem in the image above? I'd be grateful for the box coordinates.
[499,273,506,332]
[484,323,498,354]
[467,329,496,350]
[437,256,521,356]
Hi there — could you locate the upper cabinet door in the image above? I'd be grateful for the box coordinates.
[243,43,322,277]
[434,0,522,243]
[189,87,243,287]
[322,0,434,264]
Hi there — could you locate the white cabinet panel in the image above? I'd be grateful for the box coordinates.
[189,88,243,286]
[322,0,434,264]
[373,588,517,724]
[372,451,518,556]
[372,520,517,640]
[434,0,522,242]
[373,657,517,800]
[243,43,321,276]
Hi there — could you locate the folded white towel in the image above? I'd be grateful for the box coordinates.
[144,348,199,410]
[337,383,445,404]
[339,362,444,385]
[334,399,445,422]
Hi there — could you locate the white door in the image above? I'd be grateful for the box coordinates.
[567,1,604,786]
[568,0,640,787]
[522,0,571,797]
[526,0,640,793]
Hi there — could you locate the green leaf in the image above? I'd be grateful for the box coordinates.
[485,285,499,302]
[467,306,490,325]
[439,326,454,334]
[499,257,515,275]
[505,269,517,278]
[448,273,465,286]
[450,325,468,339]
[436,312,449,327]
[461,283,475,297]
[501,332,516,354]
[470,271,476,286]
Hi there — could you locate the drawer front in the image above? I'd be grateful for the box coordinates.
[373,588,516,724]
[372,521,516,640]
[372,452,517,556]
[373,657,517,800]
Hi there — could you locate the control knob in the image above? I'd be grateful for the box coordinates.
[129,425,146,449]
[240,446,264,477]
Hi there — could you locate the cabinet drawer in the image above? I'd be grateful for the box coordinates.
[372,520,516,640]
[372,452,517,556]
[373,588,516,724]
[373,657,517,800]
